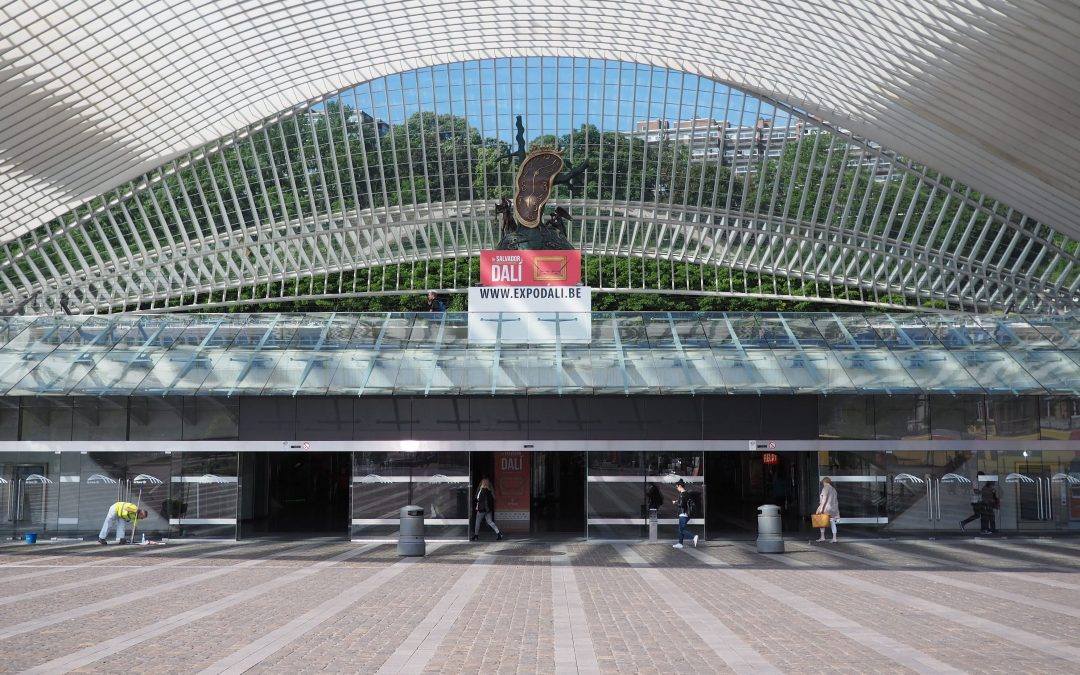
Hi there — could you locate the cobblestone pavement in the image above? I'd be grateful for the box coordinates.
[0,537,1077,673]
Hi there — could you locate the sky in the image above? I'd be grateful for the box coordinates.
[316,57,792,144]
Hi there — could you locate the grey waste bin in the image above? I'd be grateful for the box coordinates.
[756,504,784,553]
[398,505,426,557]
[648,508,658,542]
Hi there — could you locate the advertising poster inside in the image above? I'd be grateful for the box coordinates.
[494,451,531,533]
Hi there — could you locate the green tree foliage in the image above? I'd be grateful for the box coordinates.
[13,98,1052,314]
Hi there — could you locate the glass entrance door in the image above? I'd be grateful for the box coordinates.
[531,452,585,535]
[885,450,978,533]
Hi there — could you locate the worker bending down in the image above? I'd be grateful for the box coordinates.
[98,501,147,545]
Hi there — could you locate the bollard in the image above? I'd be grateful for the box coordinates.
[648,508,658,542]
[397,505,426,556]
[756,504,784,553]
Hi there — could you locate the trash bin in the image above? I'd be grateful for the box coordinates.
[397,505,425,557]
[756,504,784,553]
[23,532,37,544]
[648,508,658,542]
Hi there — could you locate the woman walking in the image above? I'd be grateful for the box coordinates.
[816,477,840,543]
[471,478,502,541]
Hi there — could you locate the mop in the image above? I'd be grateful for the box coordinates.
[128,485,164,546]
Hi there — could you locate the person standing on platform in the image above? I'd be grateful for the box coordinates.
[427,291,447,313]
[671,479,698,549]
[471,478,502,541]
[98,501,147,545]
[816,477,840,543]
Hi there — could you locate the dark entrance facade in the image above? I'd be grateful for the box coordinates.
[468,451,587,537]
[239,452,350,537]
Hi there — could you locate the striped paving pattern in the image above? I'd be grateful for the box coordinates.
[0,537,1076,673]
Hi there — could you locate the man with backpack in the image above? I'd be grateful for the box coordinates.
[671,479,699,549]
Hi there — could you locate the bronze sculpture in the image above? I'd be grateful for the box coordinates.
[494,115,587,251]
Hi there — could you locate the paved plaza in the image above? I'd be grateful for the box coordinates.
[0,536,1077,673]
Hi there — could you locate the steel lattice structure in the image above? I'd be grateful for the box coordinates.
[1,57,1079,314]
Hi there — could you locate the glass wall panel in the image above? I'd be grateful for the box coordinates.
[929,395,987,440]
[19,397,72,441]
[816,450,887,531]
[1039,396,1080,440]
[819,395,875,439]
[586,450,704,539]
[351,451,469,538]
[71,397,128,441]
[69,452,173,539]
[129,397,183,440]
[986,396,1039,439]
[587,451,645,538]
[0,398,18,439]
[172,452,238,537]
[182,396,239,440]
[873,395,929,439]
[0,451,61,539]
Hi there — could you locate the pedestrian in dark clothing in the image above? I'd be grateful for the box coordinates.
[960,472,985,532]
[427,291,447,312]
[671,479,698,549]
[646,484,663,514]
[980,481,999,534]
[471,478,502,541]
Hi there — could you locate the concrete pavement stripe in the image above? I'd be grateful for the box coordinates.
[550,544,599,675]
[0,543,240,605]
[861,541,1080,593]
[735,543,1080,664]
[614,545,780,674]
[684,547,961,674]
[968,539,1080,568]
[0,542,96,566]
[198,544,447,675]
[808,543,1080,618]
[0,542,212,583]
[375,547,500,674]
[0,541,310,641]
[935,539,1076,572]
[23,543,381,674]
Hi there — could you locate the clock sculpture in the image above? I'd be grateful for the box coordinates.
[494,115,587,251]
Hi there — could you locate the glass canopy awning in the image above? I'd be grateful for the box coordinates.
[0,312,1077,397]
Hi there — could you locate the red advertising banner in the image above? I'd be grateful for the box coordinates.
[480,250,581,286]
[493,451,531,533]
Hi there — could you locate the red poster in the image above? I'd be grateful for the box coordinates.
[494,451,531,533]
[480,250,581,286]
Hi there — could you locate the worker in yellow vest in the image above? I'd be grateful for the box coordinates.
[98,501,148,545]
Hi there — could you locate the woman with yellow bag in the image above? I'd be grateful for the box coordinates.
[814,477,839,543]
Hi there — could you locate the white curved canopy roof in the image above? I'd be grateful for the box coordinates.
[1,0,1080,246]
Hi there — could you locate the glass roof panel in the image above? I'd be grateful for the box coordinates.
[0,317,87,395]
[131,315,251,396]
[0,312,1075,397]
[915,314,1045,394]
[7,315,143,395]
[868,315,985,393]
[261,314,360,396]
[71,316,193,395]
[810,314,921,393]
[972,316,1080,394]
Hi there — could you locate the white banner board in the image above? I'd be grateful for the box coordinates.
[468,286,591,343]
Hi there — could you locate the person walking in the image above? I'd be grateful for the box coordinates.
[816,477,840,543]
[671,479,698,549]
[471,478,502,541]
[959,472,985,532]
[979,480,999,534]
[98,501,147,545]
